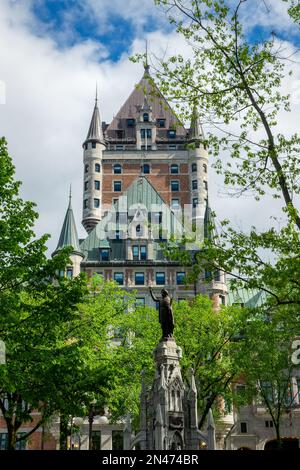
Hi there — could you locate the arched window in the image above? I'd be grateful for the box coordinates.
[142,164,150,174]
[95,163,101,173]
[191,163,197,172]
[85,164,89,173]
[170,164,178,174]
[203,163,207,173]
[114,164,122,174]
[143,113,149,122]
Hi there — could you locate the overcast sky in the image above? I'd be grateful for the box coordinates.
[0,0,299,255]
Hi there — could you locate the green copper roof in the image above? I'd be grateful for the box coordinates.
[80,176,197,263]
[54,194,82,254]
[227,287,267,308]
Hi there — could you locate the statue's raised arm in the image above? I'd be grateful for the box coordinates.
[149,286,159,302]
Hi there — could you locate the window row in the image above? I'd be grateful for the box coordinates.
[83,142,99,150]
[127,116,167,127]
[191,163,207,173]
[84,198,100,209]
[113,271,186,286]
[192,180,208,190]
[85,163,101,173]
[112,163,181,174]
[84,180,101,191]
[113,144,178,151]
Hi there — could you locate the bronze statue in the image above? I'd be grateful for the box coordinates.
[149,287,174,339]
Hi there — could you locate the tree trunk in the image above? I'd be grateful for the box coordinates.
[59,415,70,450]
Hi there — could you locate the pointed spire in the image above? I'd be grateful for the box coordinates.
[188,368,197,397]
[207,408,215,430]
[143,39,150,77]
[189,104,203,141]
[84,88,105,145]
[54,189,82,255]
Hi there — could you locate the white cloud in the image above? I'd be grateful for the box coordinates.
[0,0,299,258]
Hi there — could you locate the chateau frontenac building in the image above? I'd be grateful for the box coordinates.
[53,64,227,308]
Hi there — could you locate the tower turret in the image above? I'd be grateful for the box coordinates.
[188,105,209,231]
[82,90,106,233]
[52,188,83,277]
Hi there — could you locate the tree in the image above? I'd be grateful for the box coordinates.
[0,139,133,450]
[141,1,300,310]
[233,305,300,447]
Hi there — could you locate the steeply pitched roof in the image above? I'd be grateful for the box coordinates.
[189,105,204,141]
[84,97,104,144]
[105,68,187,141]
[80,176,197,263]
[54,193,82,255]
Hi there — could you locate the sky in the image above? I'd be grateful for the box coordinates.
[0,0,300,255]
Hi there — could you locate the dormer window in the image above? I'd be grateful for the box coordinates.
[143,113,149,122]
[157,119,165,128]
[168,129,176,139]
[127,118,135,127]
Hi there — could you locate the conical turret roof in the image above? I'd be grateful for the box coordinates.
[54,190,82,255]
[84,93,105,144]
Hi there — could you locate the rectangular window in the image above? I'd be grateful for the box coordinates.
[116,145,124,150]
[168,144,177,150]
[192,197,198,208]
[192,180,198,190]
[156,272,165,285]
[219,295,226,305]
[91,431,101,450]
[135,297,145,307]
[240,422,247,434]
[94,198,100,208]
[176,272,185,285]
[171,199,180,209]
[114,181,122,192]
[204,180,208,190]
[100,249,109,261]
[157,119,165,127]
[84,181,88,191]
[115,230,121,240]
[132,245,139,260]
[84,199,88,209]
[171,180,179,192]
[0,433,8,450]
[168,129,176,138]
[95,180,100,190]
[140,129,152,139]
[15,433,26,450]
[140,245,147,260]
[114,272,124,285]
[135,272,144,285]
[92,142,96,149]
[66,268,73,279]
[127,119,135,127]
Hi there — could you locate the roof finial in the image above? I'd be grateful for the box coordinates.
[69,184,72,207]
[95,82,98,106]
[144,39,150,76]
